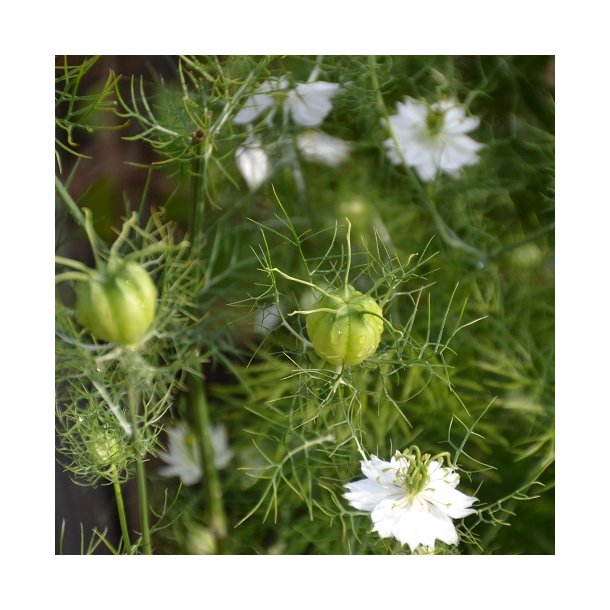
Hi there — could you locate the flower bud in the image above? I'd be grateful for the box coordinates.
[306,285,383,366]
[186,526,217,555]
[76,260,157,346]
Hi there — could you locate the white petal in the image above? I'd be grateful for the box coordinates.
[445,114,480,135]
[158,458,201,486]
[396,98,427,124]
[439,104,465,126]
[384,138,403,165]
[361,455,400,487]
[344,478,397,511]
[158,466,201,485]
[233,94,273,125]
[371,499,406,539]
[432,99,459,114]
[296,130,351,166]
[210,424,233,469]
[235,138,271,190]
[158,422,231,483]
[233,78,288,125]
[387,113,418,141]
[436,136,482,173]
[403,503,459,549]
[178,466,203,486]
[388,452,412,473]
[288,81,339,127]
[374,498,459,550]
[158,424,202,484]
[448,133,484,154]
[427,460,458,485]
[422,485,477,519]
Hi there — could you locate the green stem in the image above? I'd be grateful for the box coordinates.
[127,385,152,554]
[55,175,87,230]
[55,271,89,283]
[425,185,486,260]
[191,373,227,552]
[288,307,340,316]
[113,479,131,553]
[55,255,92,272]
[188,129,227,551]
[489,221,555,260]
[268,268,341,302]
[190,143,205,246]
[343,218,352,297]
[109,211,138,259]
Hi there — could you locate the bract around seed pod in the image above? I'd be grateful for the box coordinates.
[306,285,384,366]
[76,259,157,346]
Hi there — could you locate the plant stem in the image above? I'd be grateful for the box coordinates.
[55,175,87,229]
[424,184,486,260]
[190,142,205,246]
[268,267,341,301]
[343,218,352,297]
[489,221,555,260]
[188,126,228,551]
[191,373,227,551]
[113,479,131,553]
[127,385,152,554]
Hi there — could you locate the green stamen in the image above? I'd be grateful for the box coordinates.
[396,446,454,500]
[426,108,445,137]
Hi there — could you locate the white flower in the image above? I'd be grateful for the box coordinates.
[235,136,270,190]
[344,449,477,551]
[158,423,232,485]
[384,97,483,181]
[233,78,340,128]
[296,130,351,166]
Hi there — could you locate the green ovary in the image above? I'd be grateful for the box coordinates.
[76,260,157,346]
[306,285,384,366]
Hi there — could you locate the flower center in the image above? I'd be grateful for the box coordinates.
[185,430,200,462]
[425,108,445,137]
[395,447,454,501]
[397,448,432,499]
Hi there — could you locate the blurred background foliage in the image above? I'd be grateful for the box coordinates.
[56,55,554,554]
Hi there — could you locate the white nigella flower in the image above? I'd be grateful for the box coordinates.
[158,423,232,486]
[233,78,340,128]
[235,136,270,191]
[384,97,483,181]
[344,448,477,551]
[296,129,351,166]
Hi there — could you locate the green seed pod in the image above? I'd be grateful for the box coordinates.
[76,260,157,346]
[306,285,384,366]
[87,428,124,467]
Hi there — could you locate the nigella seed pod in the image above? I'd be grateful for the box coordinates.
[306,285,384,366]
[76,260,157,346]
[87,428,124,467]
